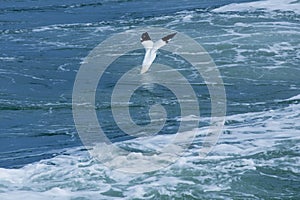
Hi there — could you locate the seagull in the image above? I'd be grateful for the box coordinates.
[140,32,177,74]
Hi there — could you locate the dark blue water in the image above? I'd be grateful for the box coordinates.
[0,0,300,199]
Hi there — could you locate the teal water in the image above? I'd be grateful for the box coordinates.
[0,0,300,199]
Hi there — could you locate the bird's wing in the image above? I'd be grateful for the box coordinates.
[152,39,166,51]
[141,32,153,49]
[153,32,177,51]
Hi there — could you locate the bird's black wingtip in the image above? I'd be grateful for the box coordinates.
[162,32,177,43]
[141,32,151,42]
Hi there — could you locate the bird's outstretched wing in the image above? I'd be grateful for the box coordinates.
[141,32,153,49]
[153,32,177,51]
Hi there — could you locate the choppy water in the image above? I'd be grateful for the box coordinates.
[1,0,300,199]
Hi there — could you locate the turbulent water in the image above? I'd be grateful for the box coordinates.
[1,0,300,199]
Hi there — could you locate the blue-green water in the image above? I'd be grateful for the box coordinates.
[0,0,300,199]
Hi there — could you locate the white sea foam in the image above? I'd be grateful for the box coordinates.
[286,94,300,101]
[0,57,17,61]
[213,0,300,14]
[182,14,193,22]
[0,102,299,199]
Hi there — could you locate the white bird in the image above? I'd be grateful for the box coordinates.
[140,32,177,74]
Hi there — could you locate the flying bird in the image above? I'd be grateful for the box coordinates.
[140,32,177,74]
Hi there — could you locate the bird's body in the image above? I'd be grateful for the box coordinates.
[140,32,177,74]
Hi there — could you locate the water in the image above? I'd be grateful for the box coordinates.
[1,0,300,199]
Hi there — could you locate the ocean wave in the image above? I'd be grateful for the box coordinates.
[32,23,113,32]
[0,100,72,111]
[213,0,300,14]
[277,93,300,103]
[0,2,103,13]
[0,103,299,199]
[0,57,17,61]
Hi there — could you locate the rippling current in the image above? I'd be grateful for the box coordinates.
[0,0,300,199]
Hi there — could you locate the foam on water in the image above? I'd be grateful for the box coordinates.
[0,100,299,199]
[286,94,300,101]
[0,57,17,61]
[213,0,300,14]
